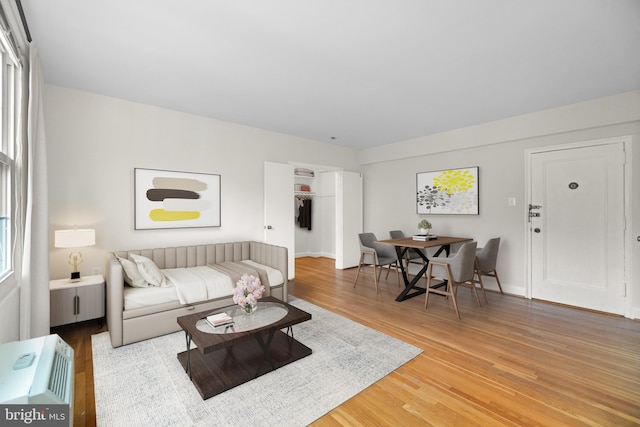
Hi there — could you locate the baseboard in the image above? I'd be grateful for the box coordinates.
[295,252,335,259]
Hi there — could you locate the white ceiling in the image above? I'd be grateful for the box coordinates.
[19,0,640,149]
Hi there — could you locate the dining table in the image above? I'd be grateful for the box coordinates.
[375,235,473,302]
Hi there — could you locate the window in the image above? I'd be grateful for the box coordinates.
[0,157,11,279]
[0,20,20,283]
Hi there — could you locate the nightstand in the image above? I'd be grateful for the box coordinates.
[50,274,105,327]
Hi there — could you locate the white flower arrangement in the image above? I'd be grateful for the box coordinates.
[232,274,265,314]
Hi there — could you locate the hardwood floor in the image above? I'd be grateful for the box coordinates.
[56,256,640,426]
[50,319,106,427]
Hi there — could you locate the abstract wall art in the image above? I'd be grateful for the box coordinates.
[134,168,221,229]
[416,167,479,215]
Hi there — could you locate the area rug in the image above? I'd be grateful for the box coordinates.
[92,298,422,426]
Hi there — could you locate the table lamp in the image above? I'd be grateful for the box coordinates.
[55,228,95,282]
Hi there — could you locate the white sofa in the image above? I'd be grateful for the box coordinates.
[105,241,288,347]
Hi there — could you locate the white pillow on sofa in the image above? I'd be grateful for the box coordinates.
[116,255,148,288]
[130,253,166,287]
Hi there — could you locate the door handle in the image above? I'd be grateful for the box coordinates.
[534,228,541,233]
[265,225,273,230]
[528,204,542,222]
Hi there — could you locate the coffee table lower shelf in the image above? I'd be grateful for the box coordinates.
[177,329,312,399]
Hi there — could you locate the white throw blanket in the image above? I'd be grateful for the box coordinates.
[162,266,233,304]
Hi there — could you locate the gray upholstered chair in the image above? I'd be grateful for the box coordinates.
[389,230,408,240]
[389,230,425,276]
[353,232,400,294]
[425,241,479,319]
[473,237,503,302]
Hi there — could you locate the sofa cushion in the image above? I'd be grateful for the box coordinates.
[130,253,166,287]
[117,255,149,288]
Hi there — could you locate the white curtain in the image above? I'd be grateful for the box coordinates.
[20,43,49,339]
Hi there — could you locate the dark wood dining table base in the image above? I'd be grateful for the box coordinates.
[376,236,473,302]
[394,245,448,301]
[177,329,311,399]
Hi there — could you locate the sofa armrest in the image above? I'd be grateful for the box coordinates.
[105,252,124,347]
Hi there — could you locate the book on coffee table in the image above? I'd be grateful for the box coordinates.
[205,312,234,328]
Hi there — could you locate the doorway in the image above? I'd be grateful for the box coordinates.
[526,138,628,315]
[264,161,363,279]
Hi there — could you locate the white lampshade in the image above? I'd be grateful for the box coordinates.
[55,229,96,248]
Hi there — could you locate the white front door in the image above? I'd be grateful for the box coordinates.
[264,161,295,279]
[529,142,626,314]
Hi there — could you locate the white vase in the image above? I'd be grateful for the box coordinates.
[419,228,430,235]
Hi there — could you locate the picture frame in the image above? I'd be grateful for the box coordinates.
[134,168,221,229]
[416,166,479,215]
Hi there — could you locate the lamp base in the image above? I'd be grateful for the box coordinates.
[69,271,81,283]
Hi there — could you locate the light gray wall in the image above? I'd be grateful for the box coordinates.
[0,278,19,343]
[30,87,640,330]
[632,140,640,318]
[44,85,360,280]
[360,92,640,318]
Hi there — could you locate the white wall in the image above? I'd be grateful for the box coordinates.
[317,171,337,257]
[44,85,360,280]
[360,92,640,317]
[632,141,640,318]
[0,277,20,343]
[40,86,640,321]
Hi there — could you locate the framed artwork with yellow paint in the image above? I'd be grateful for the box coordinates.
[134,168,221,229]
[416,167,479,215]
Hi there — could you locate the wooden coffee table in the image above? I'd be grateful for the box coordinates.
[177,296,312,399]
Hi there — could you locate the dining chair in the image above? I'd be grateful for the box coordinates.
[473,237,503,302]
[354,232,401,294]
[389,230,426,278]
[424,241,479,319]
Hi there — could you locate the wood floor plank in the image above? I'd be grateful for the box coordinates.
[53,256,640,426]
[51,318,105,427]
[292,257,640,427]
